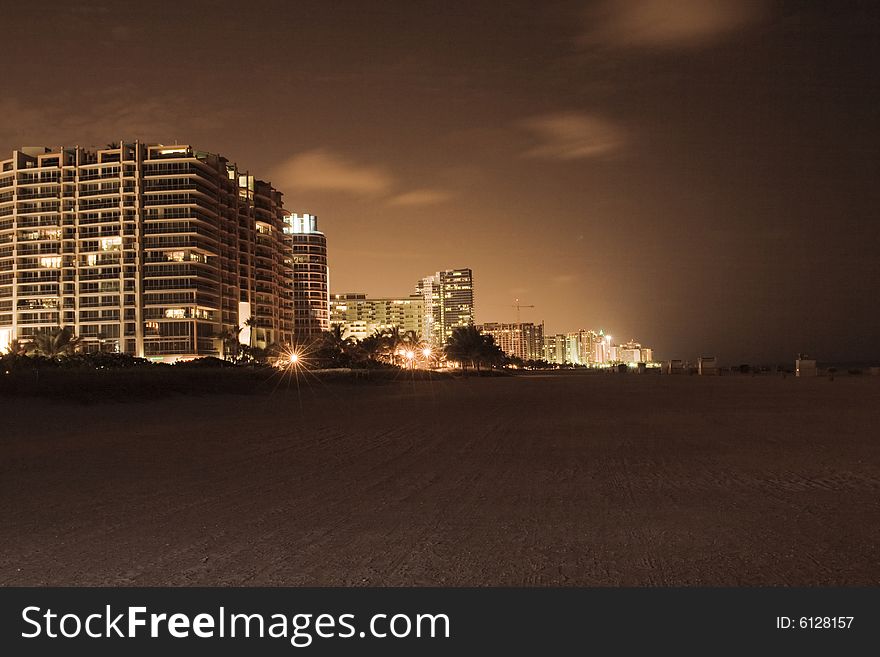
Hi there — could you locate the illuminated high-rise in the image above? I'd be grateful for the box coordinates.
[416,268,474,345]
[0,143,292,359]
[284,213,329,338]
[477,322,544,361]
[543,333,566,364]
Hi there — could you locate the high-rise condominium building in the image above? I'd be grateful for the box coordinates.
[284,213,329,338]
[591,330,612,365]
[542,329,618,365]
[0,143,293,360]
[544,333,567,364]
[416,268,474,345]
[477,322,544,361]
[564,329,605,365]
[329,293,424,341]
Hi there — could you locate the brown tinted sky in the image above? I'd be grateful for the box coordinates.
[3,0,878,363]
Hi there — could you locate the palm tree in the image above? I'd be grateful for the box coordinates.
[28,327,83,357]
[399,329,428,368]
[326,323,349,348]
[244,316,258,349]
[383,325,404,366]
[444,325,503,373]
[358,330,386,364]
[402,329,425,350]
[322,325,354,355]
[211,325,242,361]
[312,325,357,368]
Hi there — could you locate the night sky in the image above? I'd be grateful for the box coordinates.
[3,1,878,363]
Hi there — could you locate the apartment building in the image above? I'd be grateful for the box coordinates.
[477,322,544,361]
[284,213,329,338]
[416,268,474,346]
[0,142,292,360]
[329,293,424,341]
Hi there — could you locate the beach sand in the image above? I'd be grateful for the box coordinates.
[1,373,878,585]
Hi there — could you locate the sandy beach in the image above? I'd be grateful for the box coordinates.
[1,372,878,586]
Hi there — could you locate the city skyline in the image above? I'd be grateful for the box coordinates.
[2,1,878,363]
[0,137,660,363]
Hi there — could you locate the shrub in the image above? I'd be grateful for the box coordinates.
[174,357,238,368]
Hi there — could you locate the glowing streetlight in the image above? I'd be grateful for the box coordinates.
[290,353,299,364]
[405,350,415,361]
[421,347,432,358]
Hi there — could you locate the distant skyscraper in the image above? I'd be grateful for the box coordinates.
[416,268,474,345]
[592,330,613,364]
[477,322,544,361]
[558,329,598,365]
[284,213,329,338]
[329,293,424,341]
[544,333,567,364]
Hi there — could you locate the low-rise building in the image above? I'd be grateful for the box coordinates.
[329,293,424,341]
[796,355,817,377]
[698,356,718,375]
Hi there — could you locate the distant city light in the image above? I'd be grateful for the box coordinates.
[421,347,432,358]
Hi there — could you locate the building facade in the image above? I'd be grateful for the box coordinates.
[616,339,654,364]
[563,330,590,365]
[543,333,566,364]
[329,293,424,341]
[541,329,649,366]
[284,213,329,339]
[416,268,474,346]
[477,322,544,361]
[0,143,293,360]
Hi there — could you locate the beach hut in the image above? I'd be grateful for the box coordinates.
[698,356,717,376]
[666,359,684,374]
[795,356,817,377]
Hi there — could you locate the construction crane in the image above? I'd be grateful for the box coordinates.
[512,299,535,325]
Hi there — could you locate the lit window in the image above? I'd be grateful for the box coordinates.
[164,308,186,319]
[101,237,122,251]
[39,256,61,268]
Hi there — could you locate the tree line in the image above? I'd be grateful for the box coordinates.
[2,323,514,372]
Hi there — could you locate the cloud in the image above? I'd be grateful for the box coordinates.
[387,188,453,207]
[0,90,235,152]
[579,0,764,49]
[272,150,454,205]
[271,149,394,196]
[519,112,625,160]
